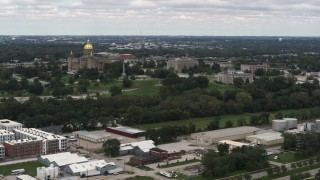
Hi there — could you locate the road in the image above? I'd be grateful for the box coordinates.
[0,158,37,166]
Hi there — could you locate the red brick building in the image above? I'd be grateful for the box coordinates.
[3,139,42,159]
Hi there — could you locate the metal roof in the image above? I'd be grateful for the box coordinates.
[73,131,111,140]
[40,152,88,167]
[247,132,283,141]
[68,160,115,173]
[192,126,261,139]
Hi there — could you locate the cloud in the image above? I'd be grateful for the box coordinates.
[0,0,320,35]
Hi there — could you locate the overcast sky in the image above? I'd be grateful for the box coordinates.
[0,0,320,36]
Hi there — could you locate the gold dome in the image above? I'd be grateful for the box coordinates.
[84,43,93,50]
[84,40,93,50]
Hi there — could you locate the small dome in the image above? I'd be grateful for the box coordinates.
[84,43,93,50]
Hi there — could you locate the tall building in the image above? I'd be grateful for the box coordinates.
[217,66,253,84]
[240,63,270,72]
[14,128,66,154]
[167,58,199,72]
[0,119,22,132]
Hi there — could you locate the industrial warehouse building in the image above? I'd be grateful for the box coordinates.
[191,126,261,144]
[246,131,284,146]
[106,126,145,138]
[38,152,88,169]
[119,140,155,155]
[73,131,111,143]
[64,160,122,176]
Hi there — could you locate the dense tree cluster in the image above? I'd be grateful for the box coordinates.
[145,124,196,144]
[282,132,320,158]
[202,146,269,177]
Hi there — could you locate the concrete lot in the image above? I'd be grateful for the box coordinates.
[157,140,206,153]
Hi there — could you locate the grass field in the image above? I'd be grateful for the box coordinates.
[125,79,161,96]
[0,161,45,176]
[135,108,315,130]
[269,152,317,164]
[208,82,237,91]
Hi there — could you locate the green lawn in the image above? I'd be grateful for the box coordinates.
[208,81,236,91]
[125,176,153,180]
[135,108,316,130]
[124,79,161,96]
[88,81,122,91]
[269,152,317,164]
[0,161,45,176]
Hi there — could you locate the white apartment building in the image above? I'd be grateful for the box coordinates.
[0,119,22,131]
[217,67,253,84]
[0,130,15,143]
[14,128,67,154]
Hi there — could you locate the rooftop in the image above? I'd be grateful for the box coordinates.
[73,130,111,140]
[68,160,115,173]
[40,152,88,167]
[192,126,261,139]
[0,119,22,126]
[218,140,249,147]
[15,128,66,141]
[247,132,283,141]
[4,139,42,145]
[108,126,145,134]
[0,130,14,135]
[120,140,155,153]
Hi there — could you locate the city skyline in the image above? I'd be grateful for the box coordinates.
[0,0,320,36]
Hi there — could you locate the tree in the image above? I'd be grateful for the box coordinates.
[225,120,233,128]
[122,76,133,88]
[207,117,220,130]
[110,86,122,96]
[217,143,229,156]
[102,138,121,157]
[280,165,287,172]
[236,92,253,105]
[237,117,246,126]
[254,68,265,76]
[233,77,244,88]
[243,173,252,180]
[28,79,43,95]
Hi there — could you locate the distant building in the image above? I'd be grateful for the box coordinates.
[218,140,249,151]
[217,61,233,68]
[64,160,120,176]
[240,63,270,72]
[14,128,67,154]
[191,126,261,144]
[167,58,199,72]
[246,131,284,146]
[0,130,15,143]
[216,66,253,84]
[73,131,111,143]
[0,119,22,132]
[3,139,42,159]
[68,40,134,72]
[106,126,145,138]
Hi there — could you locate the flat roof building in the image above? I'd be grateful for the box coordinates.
[0,119,22,132]
[191,126,261,144]
[73,131,111,143]
[246,131,284,146]
[14,128,67,154]
[4,139,42,159]
[240,63,270,72]
[64,160,119,176]
[167,58,199,72]
[106,126,145,138]
[38,152,88,168]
